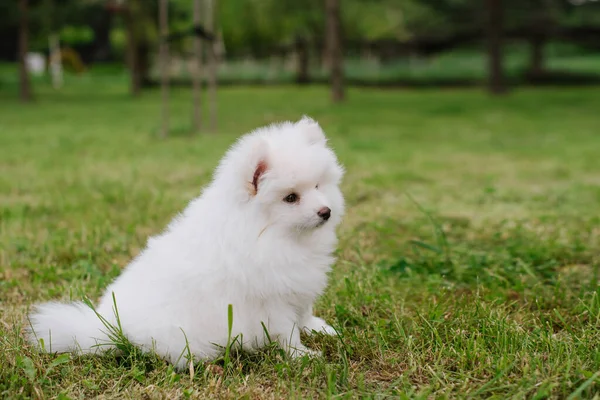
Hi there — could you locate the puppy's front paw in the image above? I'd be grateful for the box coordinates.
[287,344,319,359]
[302,316,337,336]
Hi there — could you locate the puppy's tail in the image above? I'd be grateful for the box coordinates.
[26,301,114,354]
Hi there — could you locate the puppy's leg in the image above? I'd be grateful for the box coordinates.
[299,304,337,336]
[267,312,318,358]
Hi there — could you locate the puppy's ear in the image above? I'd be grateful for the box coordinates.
[251,160,268,196]
[297,115,326,145]
[246,139,269,196]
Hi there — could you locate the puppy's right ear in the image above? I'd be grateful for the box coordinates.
[246,139,269,196]
[296,116,327,145]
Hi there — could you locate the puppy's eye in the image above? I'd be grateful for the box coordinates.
[315,184,319,189]
[284,193,299,203]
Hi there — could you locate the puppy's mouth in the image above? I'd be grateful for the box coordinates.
[315,219,328,228]
[296,219,328,232]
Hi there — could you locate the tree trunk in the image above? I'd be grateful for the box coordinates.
[326,0,344,102]
[91,6,113,62]
[528,1,551,78]
[49,33,63,89]
[321,40,331,71]
[529,35,545,76]
[295,37,309,84]
[192,0,203,133]
[138,43,152,88]
[485,0,506,95]
[18,0,33,102]
[206,0,218,132]
[124,7,141,96]
[159,0,169,138]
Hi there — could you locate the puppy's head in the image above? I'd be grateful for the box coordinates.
[237,117,344,233]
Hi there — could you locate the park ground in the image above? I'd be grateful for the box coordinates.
[1,73,600,398]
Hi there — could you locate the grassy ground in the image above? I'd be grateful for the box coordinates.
[1,77,600,399]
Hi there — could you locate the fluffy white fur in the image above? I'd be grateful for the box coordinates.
[27,116,345,369]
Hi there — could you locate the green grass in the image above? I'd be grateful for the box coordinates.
[1,75,600,399]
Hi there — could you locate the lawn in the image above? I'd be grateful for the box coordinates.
[1,77,599,398]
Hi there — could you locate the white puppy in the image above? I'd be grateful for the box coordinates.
[27,117,345,369]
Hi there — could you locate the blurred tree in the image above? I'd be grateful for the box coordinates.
[219,0,324,82]
[206,0,218,132]
[556,0,600,50]
[502,0,557,77]
[159,0,168,137]
[128,1,145,95]
[35,0,104,62]
[342,0,407,43]
[106,0,158,96]
[44,0,63,89]
[268,0,324,83]
[18,0,33,102]
[326,0,344,102]
[192,0,203,133]
[529,2,553,76]
[486,0,507,94]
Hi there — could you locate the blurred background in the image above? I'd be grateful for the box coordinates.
[1,0,600,109]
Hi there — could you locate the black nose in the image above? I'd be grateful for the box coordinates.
[317,207,331,221]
